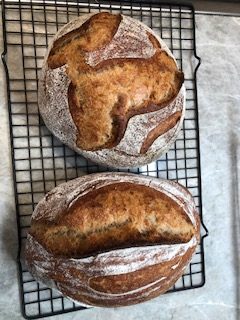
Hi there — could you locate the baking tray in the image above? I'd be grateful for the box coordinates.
[1,0,208,318]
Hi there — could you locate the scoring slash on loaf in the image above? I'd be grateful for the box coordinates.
[38,12,186,168]
[25,173,200,307]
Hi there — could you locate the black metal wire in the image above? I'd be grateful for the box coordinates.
[1,0,208,319]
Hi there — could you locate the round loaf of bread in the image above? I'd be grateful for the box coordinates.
[38,12,185,168]
[25,173,200,307]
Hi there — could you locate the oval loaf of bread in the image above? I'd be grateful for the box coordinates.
[25,173,200,307]
[38,12,185,168]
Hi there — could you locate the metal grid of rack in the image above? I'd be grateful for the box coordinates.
[2,0,208,318]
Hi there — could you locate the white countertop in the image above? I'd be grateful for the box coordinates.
[0,13,240,320]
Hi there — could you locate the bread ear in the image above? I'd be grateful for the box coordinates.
[25,173,200,307]
[38,13,185,168]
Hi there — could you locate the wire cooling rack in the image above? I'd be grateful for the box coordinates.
[2,0,208,318]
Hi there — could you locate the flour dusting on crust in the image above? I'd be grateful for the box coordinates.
[81,86,185,168]
[39,65,78,147]
[38,13,185,168]
[86,15,156,66]
[31,172,197,227]
[26,234,197,304]
[26,173,199,307]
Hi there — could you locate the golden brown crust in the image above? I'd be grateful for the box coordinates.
[30,183,195,258]
[86,247,196,307]
[55,247,196,307]
[48,13,122,69]
[140,111,182,154]
[89,255,181,294]
[25,233,197,307]
[46,12,184,151]
[25,173,200,307]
